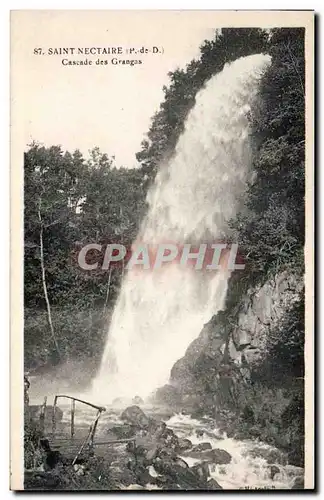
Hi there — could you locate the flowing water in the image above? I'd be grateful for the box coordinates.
[28,53,302,490]
[45,401,302,490]
[93,53,272,402]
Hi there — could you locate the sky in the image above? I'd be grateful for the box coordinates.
[13,11,216,168]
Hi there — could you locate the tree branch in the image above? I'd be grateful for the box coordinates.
[38,197,61,359]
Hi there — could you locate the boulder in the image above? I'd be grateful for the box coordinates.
[175,457,189,469]
[152,421,167,440]
[162,427,179,448]
[106,424,136,440]
[183,447,232,465]
[108,465,137,487]
[291,476,304,489]
[120,405,151,429]
[287,449,304,467]
[124,484,145,490]
[144,444,160,464]
[203,448,232,465]
[158,447,177,461]
[154,459,203,489]
[191,461,210,483]
[152,423,179,449]
[269,465,280,480]
[136,466,155,486]
[192,442,212,452]
[207,478,223,490]
[175,438,192,453]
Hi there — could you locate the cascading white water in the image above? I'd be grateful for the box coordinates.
[93,54,271,402]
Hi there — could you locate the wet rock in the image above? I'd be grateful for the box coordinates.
[225,426,236,438]
[183,447,232,465]
[152,457,174,476]
[291,476,304,489]
[192,442,212,452]
[152,423,179,449]
[241,405,255,424]
[108,464,137,487]
[249,426,262,438]
[152,421,167,439]
[136,466,155,486]
[121,405,151,429]
[175,438,192,453]
[24,470,64,490]
[106,424,136,440]
[124,484,145,490]
[144,443,160,464]
[287,449,304,467]
[73,464,85,476]
[269,465,280,480]
[203,448,232,465]
[158,447,177,461]
[162,427,179,448]
[155,475,181,490]
[174,457,189,469]
[207,478,223,490]
[160,461,203,489]
[191,461,210,483]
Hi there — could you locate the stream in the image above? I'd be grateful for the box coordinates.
[52,400,303,490]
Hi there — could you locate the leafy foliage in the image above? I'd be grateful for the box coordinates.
[24,144,148,373]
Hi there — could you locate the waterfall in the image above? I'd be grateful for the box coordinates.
[93,53,271,402]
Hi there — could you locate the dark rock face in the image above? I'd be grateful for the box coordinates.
[170,317,225,395]
[202,448,232,465]
[175,438,192,453]
[108,464,137,487]
[269,465,280,480]
[207,478,223,490]
[291,476,304,490]
[153,459,206,490]
[167,271,304,470]
[191,461,210,483]
[191,442,212,452]
[183,447,232,465]
[106,425,136,440]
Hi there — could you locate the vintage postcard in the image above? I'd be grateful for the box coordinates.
[10,10,314,491]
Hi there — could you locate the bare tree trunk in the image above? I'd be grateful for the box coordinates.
[103,267,113,312]
[38,203,61,358]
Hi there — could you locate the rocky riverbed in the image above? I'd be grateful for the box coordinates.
[24,400,304,490]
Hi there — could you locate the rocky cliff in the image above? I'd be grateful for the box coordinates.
[154,270,305,466]
[168,270,303,396]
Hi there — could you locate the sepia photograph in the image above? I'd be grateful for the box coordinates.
[10,10,314,491]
